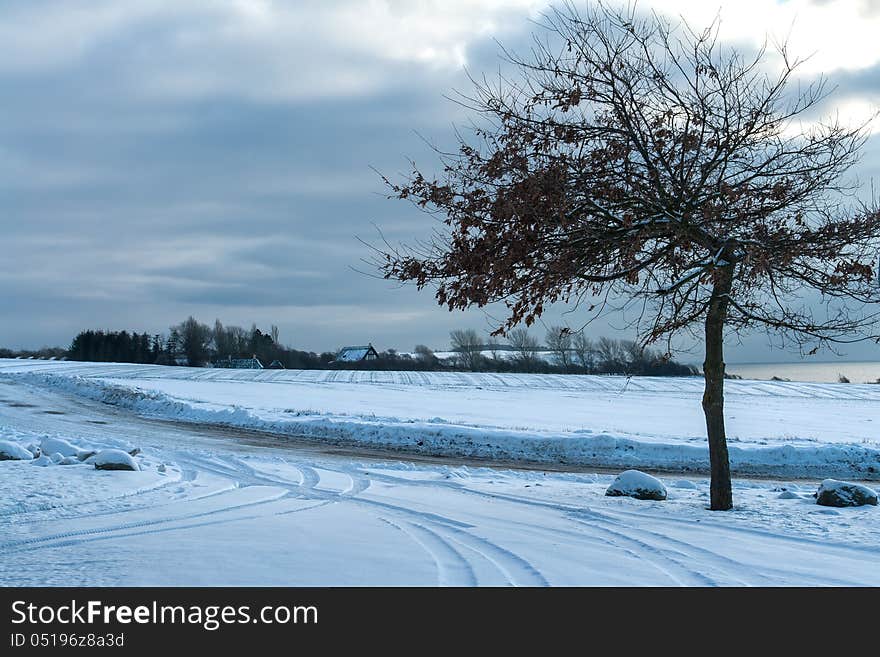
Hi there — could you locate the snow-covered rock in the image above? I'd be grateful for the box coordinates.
[91,449,139,471]
[0,440,34,461]
[605,470,667,501]
[778,490,801,500]
[31,453,53,467]
[815,479,878,508]
[40,437,80,458]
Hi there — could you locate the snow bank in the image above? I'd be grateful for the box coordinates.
[605,470,667,500]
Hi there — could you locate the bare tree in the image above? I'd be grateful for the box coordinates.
[450,329,484,371]
[571,333,595,372]
[596,337,626,373]
[374,4,880,509]
[620,339,663,375]
[227,325,248,356]
[507,327,542,371]
[546,325,574,371]
[213,319,232,360]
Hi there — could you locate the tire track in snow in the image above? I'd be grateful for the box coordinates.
[273,500,335,516]
[597,504,880,556]
[238,456,372,498]
[379,518,477,586]
[2,514,267,555]
[55,481,240,523]
[178,452,549,585]
[356,468,850,585]
[344,472,372,496]
[580,511,864,586]
[580,510,761,584]
[1,489,291,554]
[171,453,289,492]
[441,524,549,587]
[0,470,188,520]
[419,476,856,586]
[568,516,720,586]
[543,522,691,586]
[293,464,320,489]
[365,468,879,567]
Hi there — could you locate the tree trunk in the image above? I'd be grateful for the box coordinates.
[702,264,734,511]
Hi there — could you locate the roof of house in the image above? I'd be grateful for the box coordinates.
[336,345,377,362]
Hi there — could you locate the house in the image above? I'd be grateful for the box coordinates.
[213,355,264,369]
[267,359,285,369]
[335,344,379,362]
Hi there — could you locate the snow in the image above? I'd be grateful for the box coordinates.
[605,469,667,500]
[0,439,34,460]
[0,359,878,586]
[819,478,875,493]
[816,479,878,507]
[336,347,373,362]
[0,359,877,480]
[90,449,139,471]
[420,349,556,363]
[40,436,84,458]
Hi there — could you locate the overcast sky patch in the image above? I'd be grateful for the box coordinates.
[1,0,879,362]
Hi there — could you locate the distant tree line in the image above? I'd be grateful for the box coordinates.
[67,317,337,369]
[0,346,67,360]
[69,330,159,364]
[11,317,697,377]
[331,327,697,376]
[439,327,697,376]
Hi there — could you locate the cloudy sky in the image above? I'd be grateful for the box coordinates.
[2,0,879,362]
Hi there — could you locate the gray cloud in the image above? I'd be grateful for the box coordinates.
[805,0,880,16]
[0,0,545,353]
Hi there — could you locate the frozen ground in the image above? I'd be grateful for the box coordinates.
[0,360,878,586]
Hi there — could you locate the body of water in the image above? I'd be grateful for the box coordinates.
[727,361,880,384]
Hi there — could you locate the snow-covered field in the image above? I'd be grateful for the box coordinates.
[0,359,878,586]
[1,359,878,479]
